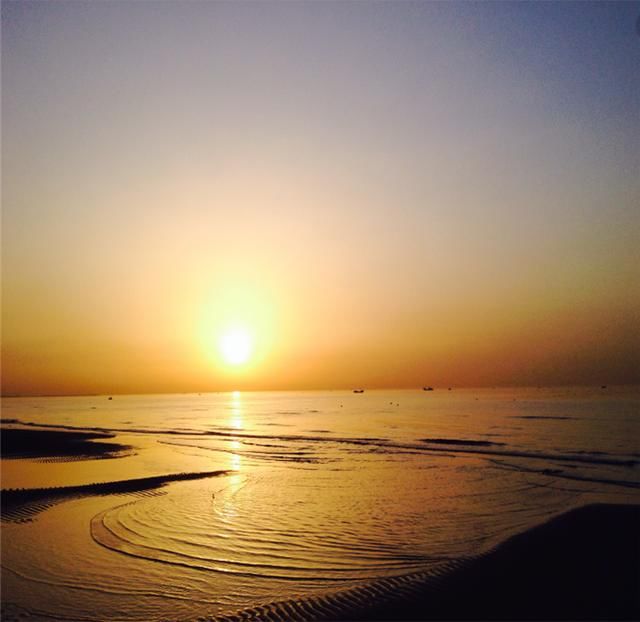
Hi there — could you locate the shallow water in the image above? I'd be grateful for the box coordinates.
[2,387,639,621]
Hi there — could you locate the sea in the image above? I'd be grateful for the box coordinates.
[1,387,639,621]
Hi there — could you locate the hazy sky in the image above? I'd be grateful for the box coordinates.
[2,1,639,395]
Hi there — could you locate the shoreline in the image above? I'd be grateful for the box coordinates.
[364,502,640,620]
[210,503,640,621]
[1,423,638,620]
[0,426,133,460]
[1,470,230,523]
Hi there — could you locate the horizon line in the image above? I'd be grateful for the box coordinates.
[2,383,635,399]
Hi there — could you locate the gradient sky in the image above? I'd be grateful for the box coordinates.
[2,1,639,395]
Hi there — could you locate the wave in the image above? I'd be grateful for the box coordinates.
[488,459,640,490]
[5,419,638,471]
[162,435,638,471]
[420,438,505,447]
[512,415,576,420]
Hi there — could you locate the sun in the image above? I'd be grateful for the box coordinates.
[219,328,253,366]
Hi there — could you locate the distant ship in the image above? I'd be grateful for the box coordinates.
[422,386,434,391]
[353,389,365,393]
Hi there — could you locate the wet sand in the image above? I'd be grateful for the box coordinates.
[211,504,640,621]
[2,425,638,620]
[1,426,132,460]
[2,499,638,621]
[1,426,230,521]
[358,503,640,621]
[2,470,230,522]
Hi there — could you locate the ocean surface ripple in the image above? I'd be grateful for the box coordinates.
[1,388,639,621]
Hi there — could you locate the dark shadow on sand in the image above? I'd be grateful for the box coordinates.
[361,503,640,621]
[210,504,640,622]
[1,427,132,460]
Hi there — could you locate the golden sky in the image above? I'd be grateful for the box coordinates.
[2,2,639,395]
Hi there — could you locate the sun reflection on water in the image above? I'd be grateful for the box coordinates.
[229,391,243,431]
[230,440,242,472]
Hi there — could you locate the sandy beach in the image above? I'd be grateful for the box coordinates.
[363,503,640,620]
[2,392,639,621]
[1,426,132,460]
[4,448,638,622]
[202,504,639,621]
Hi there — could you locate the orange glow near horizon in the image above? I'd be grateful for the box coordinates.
[1,2,638,396]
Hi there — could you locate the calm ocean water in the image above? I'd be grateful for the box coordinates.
[2,387,639,621]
